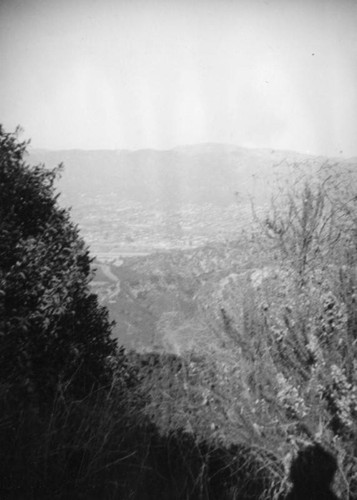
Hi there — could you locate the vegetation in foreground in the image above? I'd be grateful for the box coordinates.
[1,125,357,499]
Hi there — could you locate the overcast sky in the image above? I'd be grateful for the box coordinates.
[1,0,356,156]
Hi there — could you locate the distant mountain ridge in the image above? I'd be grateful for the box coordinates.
[28,144,352,210]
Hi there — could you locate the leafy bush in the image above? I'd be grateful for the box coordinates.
[0,125,117,401]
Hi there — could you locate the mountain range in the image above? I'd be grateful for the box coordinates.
[28,143,338,210]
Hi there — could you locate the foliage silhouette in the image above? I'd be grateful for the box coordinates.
[0,125,117,401]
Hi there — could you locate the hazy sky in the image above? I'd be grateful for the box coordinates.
[1,0,357,156]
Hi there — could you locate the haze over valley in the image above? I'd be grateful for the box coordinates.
[29,145,355,352]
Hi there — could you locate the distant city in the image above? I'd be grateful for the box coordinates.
[70,194,257,264]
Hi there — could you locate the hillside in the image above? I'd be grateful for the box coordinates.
[91,237,269,352]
